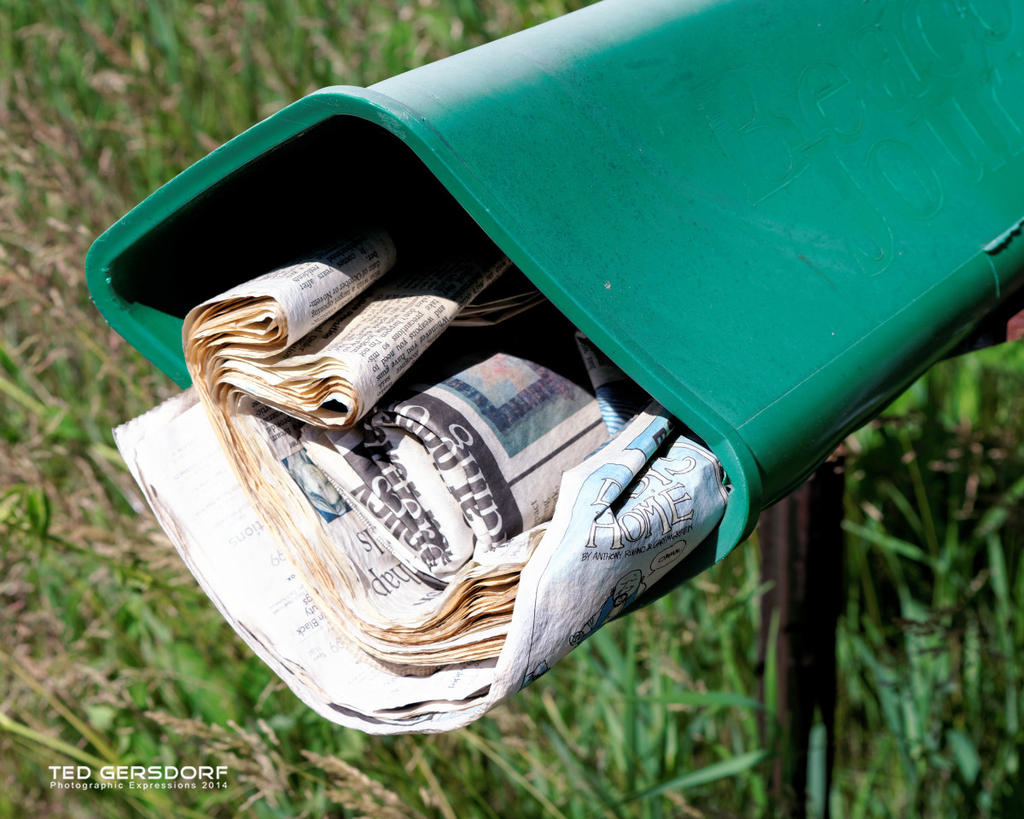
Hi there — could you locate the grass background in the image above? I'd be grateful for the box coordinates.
[3,1,1024,816]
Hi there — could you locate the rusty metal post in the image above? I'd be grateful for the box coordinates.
[757,456,845,818]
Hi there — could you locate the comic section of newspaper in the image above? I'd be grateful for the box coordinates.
[487,404,729,699]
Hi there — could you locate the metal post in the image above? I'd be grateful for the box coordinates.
[757,455,845,818]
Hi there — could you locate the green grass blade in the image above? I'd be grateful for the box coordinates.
[622,749,770,803]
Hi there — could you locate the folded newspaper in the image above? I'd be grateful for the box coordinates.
[114,228,729,733]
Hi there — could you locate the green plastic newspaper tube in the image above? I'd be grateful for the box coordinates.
[86,0,1024,575]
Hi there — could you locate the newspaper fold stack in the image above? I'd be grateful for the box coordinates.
[115,230,730,732]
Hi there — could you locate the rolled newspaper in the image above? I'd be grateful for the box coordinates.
[113,231,730,732]
[116,395,727,732]
[183,228,511,428]
[301,351,608,581]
